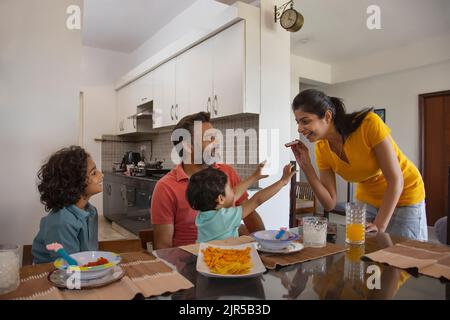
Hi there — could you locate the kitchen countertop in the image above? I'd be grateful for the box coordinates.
[103,171,166,182]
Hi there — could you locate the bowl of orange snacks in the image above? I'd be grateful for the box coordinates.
[196,243,266,278]
[54,251,121,280]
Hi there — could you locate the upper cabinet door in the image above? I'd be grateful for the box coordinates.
[175,52,190,122]
[184,39,214,116]
[212,21,245,119]
[135,72,153,107]
[153,59,176,128]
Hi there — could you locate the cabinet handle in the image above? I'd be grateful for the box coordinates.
[175,104,179,120]
[133,117,136,129]
[207,97,211,113]
[106,184,112,196]
[213,95,218,116]
[171,105,174,120]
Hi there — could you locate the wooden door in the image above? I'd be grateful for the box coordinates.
[420,91,450,225]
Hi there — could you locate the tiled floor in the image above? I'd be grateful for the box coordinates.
[98,215,137,241]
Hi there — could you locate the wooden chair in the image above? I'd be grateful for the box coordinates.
[294,182,316,226]
[324,182,354,219]
[289,161,316,227]
[138,228,154,252]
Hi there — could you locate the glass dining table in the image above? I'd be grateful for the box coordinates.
[152,225,450,300]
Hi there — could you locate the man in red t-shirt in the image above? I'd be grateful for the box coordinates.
[151,112,265,249]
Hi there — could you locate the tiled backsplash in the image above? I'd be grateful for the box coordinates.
[101,114,259,182]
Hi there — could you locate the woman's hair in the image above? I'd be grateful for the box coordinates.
[37,146,90,212]
[186,167,228,211]
[292,89,372,138]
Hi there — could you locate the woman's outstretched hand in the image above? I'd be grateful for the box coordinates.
[290,140,312,171]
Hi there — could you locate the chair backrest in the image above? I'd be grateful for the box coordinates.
[296,182,314,201]
[138,229,154,252]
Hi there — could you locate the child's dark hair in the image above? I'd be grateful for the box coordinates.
[292,89,372,138]
[186,167,228,211]
[37,146,90,212]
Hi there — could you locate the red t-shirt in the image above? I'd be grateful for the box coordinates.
[150,164,248,247]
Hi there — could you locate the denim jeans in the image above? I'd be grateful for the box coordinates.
[364,201,428,241]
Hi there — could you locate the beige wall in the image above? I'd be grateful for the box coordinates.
[0,0,82,244]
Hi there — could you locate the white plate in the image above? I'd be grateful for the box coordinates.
[48,266,125,289]
[196,243,266,278]
[255,242,304,254]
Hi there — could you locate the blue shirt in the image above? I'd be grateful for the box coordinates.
[32,203,98,264]
[195,206,242,243]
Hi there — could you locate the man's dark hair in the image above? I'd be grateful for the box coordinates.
[186,167,228,211]
[172,112,211,158]
[37,146,90,212]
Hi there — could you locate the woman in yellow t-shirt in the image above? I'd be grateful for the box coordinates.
[290,89,427,240]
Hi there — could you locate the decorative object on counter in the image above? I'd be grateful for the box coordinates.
[146,158,165,170]
[0,245,20,295]
[46,243,78,266]
[112,162,125,172]
[274,0,304,32]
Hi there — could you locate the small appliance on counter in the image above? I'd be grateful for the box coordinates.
[120,151,141,171]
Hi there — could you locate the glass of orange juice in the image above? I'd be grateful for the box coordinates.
[345,202,366,244]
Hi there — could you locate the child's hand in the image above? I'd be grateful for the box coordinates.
[251,160,269,181]
[280,164,296,185]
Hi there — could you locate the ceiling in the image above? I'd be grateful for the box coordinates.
[83,0,197,52]
[83,0,450,63]
[291,0,450,64]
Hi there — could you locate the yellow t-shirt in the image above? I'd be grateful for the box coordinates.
[315,112,425,208]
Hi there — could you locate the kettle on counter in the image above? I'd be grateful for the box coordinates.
[120,151,141,170]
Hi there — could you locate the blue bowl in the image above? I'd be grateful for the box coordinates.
[251,230,299,250]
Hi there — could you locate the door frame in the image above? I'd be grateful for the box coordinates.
[418,90,450,175]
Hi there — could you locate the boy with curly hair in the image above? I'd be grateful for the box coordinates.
[32,146,103,263]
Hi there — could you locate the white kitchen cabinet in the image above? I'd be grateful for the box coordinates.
[211,21,245,118]
[183,39,214,115]
[153,60,175,128]
[118,19,258,131]
[116,72,153,134]
[134,72,153,107]
[116,84,131,134]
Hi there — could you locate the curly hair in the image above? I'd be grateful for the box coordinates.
[186,167,228,211]
[37,146,90,212]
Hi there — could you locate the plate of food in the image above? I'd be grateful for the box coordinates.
[48,265,125,289]
[255,242,304,254]
[54,251,121,280]
[196,243,266,278]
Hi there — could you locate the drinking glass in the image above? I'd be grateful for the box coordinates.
[345,202,366,244]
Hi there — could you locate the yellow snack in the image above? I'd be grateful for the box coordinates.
[202,246,253,275]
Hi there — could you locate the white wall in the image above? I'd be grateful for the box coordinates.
[257,0,291,230]
[80,46,132,214]
[293,59,450,204]
[0,0,82,244]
